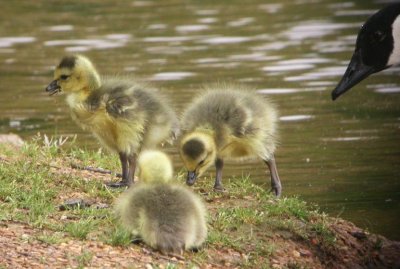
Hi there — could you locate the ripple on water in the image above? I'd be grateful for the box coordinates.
[262,57,332,73]
[0,37,36,48]
[228,53,279,62]
[259,4,283,13]
[227,18,255,27]
[374,87,400,94]
[199,36,252,44]
[262,63,314,72]
[321,136,378,142]
[257,88,299,94]
[195,10,219,16]
[143,36,194,43]
[147,24,167,30]
[46,25,74,32]
[251,41,294,51]
[334,9,376,17]
[150,72,195,81]
[279,115,315,122]
[44,34,131,51]
[175,25,209,32]
[284,21,359,41]
[284,66,346,82]
[197,18,218,24]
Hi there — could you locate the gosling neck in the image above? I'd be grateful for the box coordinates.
[66,71,101,106]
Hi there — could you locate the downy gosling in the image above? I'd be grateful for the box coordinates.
[45,55,179,187]
[179,84,282,197]
[332,3,400,100]
[114,150,208,254]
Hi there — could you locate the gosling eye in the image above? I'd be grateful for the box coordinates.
[59,75,70,80]
[198,160,205,165]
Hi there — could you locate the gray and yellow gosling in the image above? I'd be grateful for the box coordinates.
[45,55,179,187]
[179,84,282,197]
[114,150,208,254]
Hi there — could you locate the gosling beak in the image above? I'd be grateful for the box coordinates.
[331,50,378,101]
[186,171,198,186]
[45,80,61,96]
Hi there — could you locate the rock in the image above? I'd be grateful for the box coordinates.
[94,203,109,209]
[21,234,29,241]
[58,199,91,211]
[292,250,301,258]
[349,231,367,240]
[0,133,24,147]
[299,249,312,257]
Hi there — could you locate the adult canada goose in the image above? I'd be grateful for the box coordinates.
[179,84,282,197]
[114,150,208,254]
[45,55,179,187]
[332,3,400,100]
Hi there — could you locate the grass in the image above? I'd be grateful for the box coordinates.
[75,250,93,268]
[36,231,65,244]
[104,225,133,247]
[0,135,342,268]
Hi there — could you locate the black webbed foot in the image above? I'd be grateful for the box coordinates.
[105,180,130,188]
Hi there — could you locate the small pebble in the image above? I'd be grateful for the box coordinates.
[299,249,312,257]
[21,234,29,240]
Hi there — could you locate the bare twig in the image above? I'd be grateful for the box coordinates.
[70,163,122,178]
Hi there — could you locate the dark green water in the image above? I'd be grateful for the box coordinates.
[0,0,399,240]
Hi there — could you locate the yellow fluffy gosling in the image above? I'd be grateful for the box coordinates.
[114,150,208,254]
[45,55,179,187]
[180,84,282,197]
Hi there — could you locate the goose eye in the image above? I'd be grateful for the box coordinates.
[60,75,70,80]
[373,30,385,42]
[199,160,205,165]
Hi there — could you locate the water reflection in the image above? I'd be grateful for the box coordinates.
[200,36,252,44]
[44,34,131,52]
[46,25,74,32]
[284,21,358,41]
[0,37,36,48]
[151,72,195,81]
[280,115,315,122]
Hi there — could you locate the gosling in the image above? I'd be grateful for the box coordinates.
[179,84,282,197]
[45,55,179,187]
[114,150,208,254]
[332,3,400,100]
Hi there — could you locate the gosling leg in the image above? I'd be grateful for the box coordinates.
[120,152,129,183]
[264,154,282,197]
[127,153,137,186]
[106,152,129,188]
[214,157,224,191]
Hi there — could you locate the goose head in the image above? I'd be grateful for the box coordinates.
[332,3,400,100]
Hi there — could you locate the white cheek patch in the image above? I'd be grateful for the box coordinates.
[388,15,400,66]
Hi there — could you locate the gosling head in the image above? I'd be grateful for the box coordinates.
[137,150,173,184]
[180,132,216,186]
[45,55,101,96]
[332,3,400,100]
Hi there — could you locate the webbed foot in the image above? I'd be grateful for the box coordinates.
[106,180,130,188]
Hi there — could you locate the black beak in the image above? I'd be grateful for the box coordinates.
[186,171,198,186]
[45,80,61,96]
[331,50,378,101]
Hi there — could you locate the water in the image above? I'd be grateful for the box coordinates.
[0,0,399,240]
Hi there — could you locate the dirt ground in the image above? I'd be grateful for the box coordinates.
[1,210,400,268]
